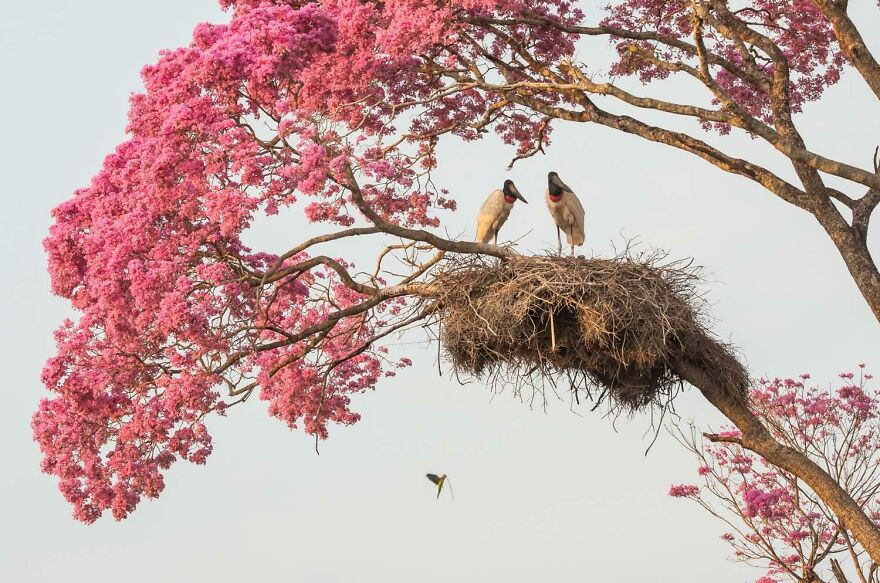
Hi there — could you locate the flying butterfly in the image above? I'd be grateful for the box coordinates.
[426,473,454,500]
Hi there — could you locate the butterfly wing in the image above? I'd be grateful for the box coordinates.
[426,473,442,485]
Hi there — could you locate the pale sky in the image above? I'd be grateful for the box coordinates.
[2,2,879,582]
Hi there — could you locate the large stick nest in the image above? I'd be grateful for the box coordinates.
[429,252,747,412]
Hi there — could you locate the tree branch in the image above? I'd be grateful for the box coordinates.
[853,147,880,242]
[461,12,772,91]
[506,90,812,208]
[810,0,880,100]
[340,165,515,259]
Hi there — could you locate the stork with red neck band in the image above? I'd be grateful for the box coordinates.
[475,179,528,245]
[545,171,586,256]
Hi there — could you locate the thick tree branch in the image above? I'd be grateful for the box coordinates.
[853,147,880,242]
[811,0,880,100]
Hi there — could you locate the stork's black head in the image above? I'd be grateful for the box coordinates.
[502,179,528,203]
[548,171,572,197]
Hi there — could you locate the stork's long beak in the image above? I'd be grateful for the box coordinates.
[512,186,528,203]
[550,174,573,193]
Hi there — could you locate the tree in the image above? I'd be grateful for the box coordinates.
[36,0,880,561]
[670,368,880,583]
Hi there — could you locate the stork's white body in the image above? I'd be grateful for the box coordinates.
[475,189,514,244]
[545,188,585,252]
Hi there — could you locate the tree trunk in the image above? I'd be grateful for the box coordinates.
[674,359,880,564]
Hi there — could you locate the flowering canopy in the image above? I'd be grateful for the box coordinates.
[40,0,878,523]
[670,369,880,583]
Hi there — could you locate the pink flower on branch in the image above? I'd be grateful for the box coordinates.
[672,369,880,582]
[669,484,700,497]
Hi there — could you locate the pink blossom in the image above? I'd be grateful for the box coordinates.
[784,530,809,543]
[742,487,788,519]
[668,484,700,498]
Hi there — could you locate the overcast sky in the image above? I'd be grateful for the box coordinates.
[2,2,879,582]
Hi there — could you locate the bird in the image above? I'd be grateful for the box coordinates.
[426,473,453,500]
[545,171,585,255]
[475,179,528,245]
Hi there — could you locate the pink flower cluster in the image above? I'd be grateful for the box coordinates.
[741,487,789,520]
[669,483,700,497]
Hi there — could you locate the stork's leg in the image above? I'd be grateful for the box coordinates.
[492,228,498,246]
[556,226,562,255]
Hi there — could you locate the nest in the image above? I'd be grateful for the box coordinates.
[429,252,747,412]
